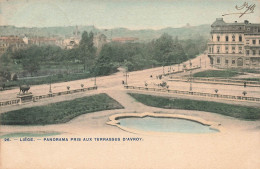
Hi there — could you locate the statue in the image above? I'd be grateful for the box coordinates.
[19,85,30,94]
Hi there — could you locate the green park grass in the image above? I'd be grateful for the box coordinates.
[0,93,124,125]
[128,93,260,120]
[193,70,241,78]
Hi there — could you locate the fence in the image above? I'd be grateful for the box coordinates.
[168,77,260,87]
[162,66,201,76]
[0,86,98,107]
[124,85,260,102]
[0,99,21,107]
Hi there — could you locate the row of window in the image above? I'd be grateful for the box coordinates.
[246,50,260,55]
[213,35,243,42]
[216,58,259,66]
[209,46,243,54]
[216,58,237,64]
[248,39,260,45]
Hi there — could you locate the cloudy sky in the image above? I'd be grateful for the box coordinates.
[0,0,259,29]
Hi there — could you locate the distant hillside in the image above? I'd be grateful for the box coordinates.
[0,24,210,41]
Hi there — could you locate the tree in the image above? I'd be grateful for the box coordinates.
[95,46,117,76]
[152,33,187,65]
[20,46,41,76]
[0,47,13,82]
[79,31,96,71]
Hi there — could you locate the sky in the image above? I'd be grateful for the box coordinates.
[0,0,259,29]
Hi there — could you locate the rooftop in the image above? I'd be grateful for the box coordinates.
[212,18,259,27]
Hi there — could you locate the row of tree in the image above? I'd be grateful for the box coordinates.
[0,31,207,83]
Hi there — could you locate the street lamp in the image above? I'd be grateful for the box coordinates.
[200,57,202,68]
[124,71,129,85]
[189,70,192,91]
[49,75,52,93]
[162,65,165,75]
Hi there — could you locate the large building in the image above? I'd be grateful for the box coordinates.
[208,18,260,68]
[0,36,27,56]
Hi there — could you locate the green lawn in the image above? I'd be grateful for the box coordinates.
[0,93,124,125]
[128,93,260,120]
[193,70,241,78]
[234,68,260,74]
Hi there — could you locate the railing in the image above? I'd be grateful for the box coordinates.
[0,99,20,107]
[124,85,260,102]
[168,77,260,86]
[0,86,98,107]
[162,67,201,76]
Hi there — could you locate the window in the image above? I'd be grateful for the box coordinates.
[259,50,260,55]
[232,60,236,64]
[239,35,242,42]
[232,46,235,53]
[225,36,229,42]
[245,59,250,65]
[217,58,220,64]
[252,40,256,44]
[259,40,260,44]
[239,47,242,54]
[217,46,220,53]
[232,35,235,41]
[217,35,220,41]
[246,50,250,55]
[225,60,229,65]
[253,50,256,55]
[225,46,229,53]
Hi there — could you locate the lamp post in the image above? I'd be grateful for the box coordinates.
[49,75,52,93]
[162,66,165,75]
[200,57,201,68]
[189,70,192,91]
[124,71,129,85]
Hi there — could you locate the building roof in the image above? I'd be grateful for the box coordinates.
[112,37,138,42]
[212,18,226,26]
[212,18,260,27]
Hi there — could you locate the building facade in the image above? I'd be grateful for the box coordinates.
[0,36,27,56]
[208,18,260,68]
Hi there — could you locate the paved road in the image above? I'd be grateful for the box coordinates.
[1,53,259,101]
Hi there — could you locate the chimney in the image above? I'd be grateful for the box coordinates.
[244,20,249,24]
